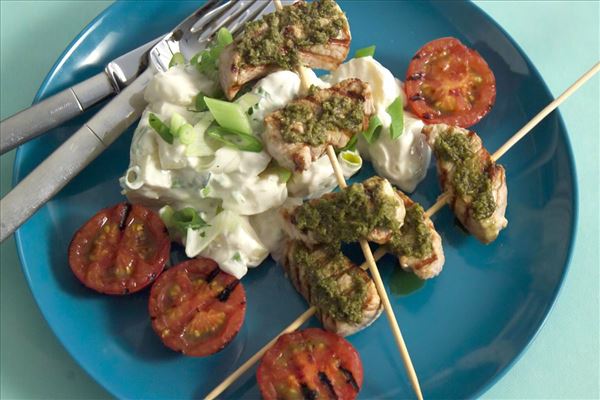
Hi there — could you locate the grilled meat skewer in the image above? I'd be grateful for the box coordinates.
[264,78,375,171]
[389,191,445,279]
[281,176,405,246]
[422,123,508,243]
[281,240,383,336]
[219,0,351,99]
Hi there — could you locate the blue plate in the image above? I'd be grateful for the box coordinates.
[14,1,577,399]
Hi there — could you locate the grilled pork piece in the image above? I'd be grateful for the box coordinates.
[219,0,351,99]
[389,191,445,279]
[280,176,405,246]
[264,79,375,171]
[281,240,383,336]
[422,124,508,243]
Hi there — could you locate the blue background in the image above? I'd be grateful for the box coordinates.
[1,1,598,399]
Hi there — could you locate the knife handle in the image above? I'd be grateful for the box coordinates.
[0,68,154,243]
[0,72,117,155]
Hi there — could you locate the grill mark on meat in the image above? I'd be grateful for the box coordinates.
[409,94,426,102]
[118,203,132,230]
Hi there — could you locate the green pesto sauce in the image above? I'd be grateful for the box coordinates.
[280,91,364,146]
[292,244,366,324]
[434,131,496,220]
[389,266,426,296]
[389,203,432,259]
[237,0,345,70]
[294,181,401,247]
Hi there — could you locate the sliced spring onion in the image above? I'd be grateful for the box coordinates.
[172,207,209,231]
[193,27,232,79]
[159,205,175,226]
[149,113,174,144]
[340,134,359,151]
[216,27,233,47]
[354,45,376,58]
[177,124,195,144]
[160,205,209,237]
[387,96,404,139]
[261,161,292,183]
[185,113,216,157]
[168,52,185,68]
[362,115,383,144]
[169,113,187,135]
[204,97,253,135]
[207,125,263,152]
[193,92,208,112]
[235,92,260,114]
[340,150,362,166]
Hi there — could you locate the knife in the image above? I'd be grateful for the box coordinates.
[0,36,162,155]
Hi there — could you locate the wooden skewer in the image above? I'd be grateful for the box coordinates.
[325,146,424,400]
[204,307,317,400]
[492,61,600,161]
[204,248,387,400]
[424,61,600,216]
[209,3,597,398]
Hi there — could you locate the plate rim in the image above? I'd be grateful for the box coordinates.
[12,0,580,398]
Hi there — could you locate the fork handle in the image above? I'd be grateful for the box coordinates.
[0,72,116,155]
[0,68,154,243]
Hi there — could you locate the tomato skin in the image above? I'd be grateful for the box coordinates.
[148,258,246,357]
[405,37,496,128]
[68,203,170,295]
[257,328,363,400]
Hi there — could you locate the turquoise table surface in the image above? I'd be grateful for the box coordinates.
[0,1,598,399]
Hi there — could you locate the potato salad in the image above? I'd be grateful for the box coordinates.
[120,45,430,279]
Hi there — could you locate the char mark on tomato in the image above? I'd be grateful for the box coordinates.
[118,202,132,230]
[217,280,241,302]
[339,366,360,392]
[257,328,363,400]
[206,267,220,283]
[148,258,246,357]
[68,202,170,295]
[300,383,318,400]
[318,372,338,399]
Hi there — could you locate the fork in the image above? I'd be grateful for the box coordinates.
[0,0,278,243]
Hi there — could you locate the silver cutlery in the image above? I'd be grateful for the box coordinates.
[0,0,278,242]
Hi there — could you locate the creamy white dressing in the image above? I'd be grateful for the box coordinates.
[366,114,431,192]
[185,211,268,279]
[288,151,362,199]
[145,64,217,106]
[249,69,329,133]
[325,57,430,192]
[121,55,431,279]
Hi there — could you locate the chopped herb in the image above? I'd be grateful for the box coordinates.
[280,88,364,146]
[294,178,401,248]
[206,124,263,152]
[387,96,404,139]
[362,115,383,144]
[232,252,242,262]
[354,45,376,58]
[148,113,174,144]
[433,128,497,220]
[237,0,346,70]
